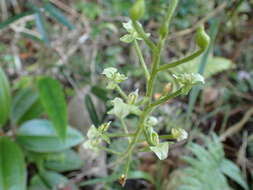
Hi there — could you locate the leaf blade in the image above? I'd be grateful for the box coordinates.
[16,119,84,152]
[37,77,67,140]
[0,67,11,128]
[0,136,27,190]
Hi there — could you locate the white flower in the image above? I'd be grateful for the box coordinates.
[171,128,188,141]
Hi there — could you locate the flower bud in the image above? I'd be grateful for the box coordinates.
[145,126,159,146]
[195,25,210,50]
[127,89,139,104]
[98,121,111,133]
[159,23,168,39]
[145,116,158,127]
[130,0,145,21]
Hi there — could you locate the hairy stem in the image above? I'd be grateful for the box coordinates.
[134,39,150,81]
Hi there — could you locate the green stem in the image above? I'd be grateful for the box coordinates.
[106,132,135,138]
[160,0,179,39]
[157,49,204,72]
[146,40,164,100]
[124,154,132,178]
[132,20,157,50]
[113,108,152,166]
[97,145,121,155]
[115,84,128,101]
[150,88,182,109]
[134,40,150,81]
[120,117,131,142]
[160,134,174,140]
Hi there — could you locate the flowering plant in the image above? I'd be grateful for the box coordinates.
[83,0,210,186]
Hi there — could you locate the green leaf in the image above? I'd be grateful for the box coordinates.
[29,175,48,190]
[44,149,84,172]
[18,100,44,125]
[91,86,109,101]
[11,88,41,124]
[44,3,75,30]
[150,142,169,160]
[0,11,34,30]
[120,34,135,43]
[35,11,50,44]
[172,56,234,78]
[221,159,249,190]
[37,77,68,140]
[16,119,84,152]
[0,136,26,190]
[85,94,100,126]
[0,67,11,128]
[30,171,78,190]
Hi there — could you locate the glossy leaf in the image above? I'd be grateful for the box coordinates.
[85,94,100,126]
[37,77,68,140]
[0,136,26,190]
[11,88,41,124]
[17,119,84,152]
[44,149,84,172]
[0,68,11,128]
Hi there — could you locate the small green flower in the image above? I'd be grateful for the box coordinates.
[145,125,159,146]
[83,124,111,152]
[145,116,158,127]
[102,67,127,89]
[120,20,150,43]
[108,97,141,119]
[173,73,205,95]
[171,128,188,141]
[127,89,139,105]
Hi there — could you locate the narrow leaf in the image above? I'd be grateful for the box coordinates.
[37,77,67,140]
[221,159,249,190]
[35,10,50,44]
[0,11,34,29]
[44,3,75,30]
[85,94,100,126]
[0,136,26,190]
[0,67,11,128]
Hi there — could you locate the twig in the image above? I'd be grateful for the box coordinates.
[220,107,253,141]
